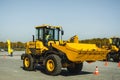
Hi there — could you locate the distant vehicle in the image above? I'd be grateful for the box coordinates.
[0,49,4,52]
[106,37,120,62]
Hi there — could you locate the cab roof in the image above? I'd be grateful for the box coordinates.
[35,24,62,29]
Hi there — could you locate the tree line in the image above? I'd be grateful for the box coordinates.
[0,38,110,51]
[0,41,25,51]
[80,38,110,48]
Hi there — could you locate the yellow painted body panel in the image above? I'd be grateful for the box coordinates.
[109,38,112,44]
[52,43,109,62]
[26,40,61,54]
[26,40,48,54]
[66,43,98,51]
[48,41,60,46]
[111,45,119,52]
[69,35,79,43]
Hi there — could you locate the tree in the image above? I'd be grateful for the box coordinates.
[80,38,110,48]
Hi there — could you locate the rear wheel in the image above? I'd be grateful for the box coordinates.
[23,54,34,71]
[67,63,83,74]
[106,53,111,61]
[113,58,118,62]
[113,53,120,62]
[45,54,62,75]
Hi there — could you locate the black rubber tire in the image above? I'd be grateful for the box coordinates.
[21,53,25,60]
[113,54,120,62]
[106,53,111,61]
[118,55,120,62]
[113,58,118,62]
[45,54,62,76]
[23,54,34,71]
[67,63,83,74]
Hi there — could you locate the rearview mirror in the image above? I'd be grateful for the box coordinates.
[61,30,64,35]
[32,35,35,42]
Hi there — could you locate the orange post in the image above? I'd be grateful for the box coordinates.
[3,54,6,59]
[104,60,108,66]
[94,66,99,75]
[118,61,120,68]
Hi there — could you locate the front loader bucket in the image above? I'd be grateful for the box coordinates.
[52,43,109,62]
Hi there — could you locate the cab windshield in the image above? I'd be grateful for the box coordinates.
[112,38,120,48]
[36,27,60,41]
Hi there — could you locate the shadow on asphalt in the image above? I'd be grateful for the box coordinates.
[0,54,20,57]
[21,65,93,76]
[60,70,92,76]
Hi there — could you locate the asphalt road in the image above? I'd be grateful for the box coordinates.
[0,51,120,80]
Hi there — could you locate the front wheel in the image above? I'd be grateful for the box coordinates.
[23,54,34,71]
[67,63,83,74]
[45,54,62,76]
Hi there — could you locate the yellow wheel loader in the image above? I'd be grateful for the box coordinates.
[106,37,120,62]
[21,24,109,75]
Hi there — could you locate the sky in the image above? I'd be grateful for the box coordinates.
[0,0,120,42]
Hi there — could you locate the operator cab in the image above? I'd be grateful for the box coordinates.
[35,24,64,46]
[111,37,120,48]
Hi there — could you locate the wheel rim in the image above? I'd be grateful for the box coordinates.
[24,57,30,68]
[47,59,55,72]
